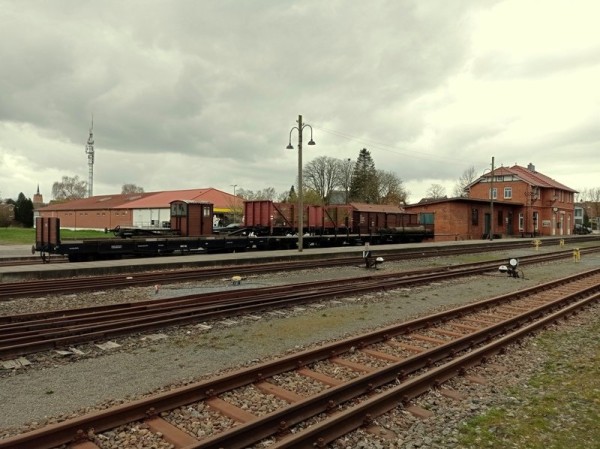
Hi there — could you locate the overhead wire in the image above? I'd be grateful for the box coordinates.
[311,123,490,168]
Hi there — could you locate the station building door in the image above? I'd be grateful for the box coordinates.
[484,213,491,239]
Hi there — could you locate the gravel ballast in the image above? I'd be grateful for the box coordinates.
[1,249,599,446]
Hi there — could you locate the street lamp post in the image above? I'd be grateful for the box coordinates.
[286,114,315,252]
[231,184,237,223]
[344,158,353,204]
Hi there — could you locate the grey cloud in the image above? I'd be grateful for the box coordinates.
[472,46,600,80]
[2,0,597,203]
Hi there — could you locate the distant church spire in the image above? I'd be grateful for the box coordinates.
[33,184,44,208]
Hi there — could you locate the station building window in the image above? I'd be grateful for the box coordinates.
[471,208,478,226]
[518,213,524,231]
[503,187,512,199]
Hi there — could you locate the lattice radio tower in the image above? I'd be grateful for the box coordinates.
[85,116,95,197]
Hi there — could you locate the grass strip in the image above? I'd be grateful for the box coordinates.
[456,311,600,449]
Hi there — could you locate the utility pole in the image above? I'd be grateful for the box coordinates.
[490,156,495,241]
[231,184,237,223]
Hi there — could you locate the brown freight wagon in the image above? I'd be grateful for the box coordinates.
[244,201,354,235]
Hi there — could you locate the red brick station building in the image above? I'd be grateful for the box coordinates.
[35,163,576,242]
[405,163,577,241]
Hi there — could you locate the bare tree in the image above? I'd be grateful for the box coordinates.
[52,175,87,200]
[376,170,408,205]
[236,187,277,201]
[335,158,354,204]
[303,156,342,204]
[578,187,600,203]
[579,187,600,229]
[0,205,11,227]
[121,184,145,194]
[426,183,447,199]
[453,166,477,197]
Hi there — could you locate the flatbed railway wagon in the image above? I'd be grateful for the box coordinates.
[34,200,434,262]
[34,201,250,262]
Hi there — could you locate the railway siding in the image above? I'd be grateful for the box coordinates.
[1,269,598,448]
[3,248,597,444]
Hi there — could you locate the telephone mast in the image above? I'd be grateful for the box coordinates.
[85,116,95,197]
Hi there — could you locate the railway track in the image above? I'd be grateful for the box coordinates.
[1,268,598,449]
[0,249,594,360]
[1,242,599,300]
[1,236,596,271]
[0,256,67,267]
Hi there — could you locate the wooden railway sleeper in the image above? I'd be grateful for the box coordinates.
[261,298,597,449]
[2,276,596,448]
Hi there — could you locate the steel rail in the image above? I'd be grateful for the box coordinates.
[0,250,597,358]
[264,293,599,449]
[1,241,598,299]
[0,251,592,358]
[0,257,68,267]
[194,279,600,449]
[1,269,597,449]
[0,266,492,358]
[1,250,541,324]
[0,269,600,449]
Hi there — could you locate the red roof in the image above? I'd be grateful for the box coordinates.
[350,202,405,213]
[39,193,154,211]
[506,165,576,192]
[482,165,577,193]
[38,188,239,211]
[118,188,235,209]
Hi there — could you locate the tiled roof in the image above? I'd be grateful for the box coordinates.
[466,165,577,194]
[507,165,577,192]
[350,203,405,213]
[406,197,518,207]
[38,188,239,211]
[37,193,155,211]
[119,189,209,208]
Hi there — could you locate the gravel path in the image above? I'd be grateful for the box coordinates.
[1,249,599,446]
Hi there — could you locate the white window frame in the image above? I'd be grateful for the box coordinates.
[503,187,512,199]
[518,213,524,231]
[489,188,497,199]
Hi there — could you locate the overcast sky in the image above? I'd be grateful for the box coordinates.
[1,0,599,204]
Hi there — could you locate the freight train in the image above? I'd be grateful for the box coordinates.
[34,200,434,262]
